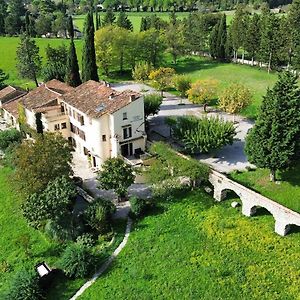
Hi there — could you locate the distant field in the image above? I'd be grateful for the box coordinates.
[0,37,83,88]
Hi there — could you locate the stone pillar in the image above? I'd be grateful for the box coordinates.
[213,188,227,202]
[275,220,289,236]
[242,201,257,217]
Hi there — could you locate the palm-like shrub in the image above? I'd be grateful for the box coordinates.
[168,116,235,154]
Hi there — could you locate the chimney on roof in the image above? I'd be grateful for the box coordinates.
[109,92,114,100]
[129,94,136,102]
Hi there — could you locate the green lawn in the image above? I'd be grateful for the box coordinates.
[79,190,300,299]
[231,163,300,214]
[169,56,278,119]
[0,37,83,88]
[0,167,126,299]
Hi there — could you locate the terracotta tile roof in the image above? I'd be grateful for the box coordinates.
[20,80,74,110]
[61,80,141,118]
[2,98,20,118]
[0,86,27,105]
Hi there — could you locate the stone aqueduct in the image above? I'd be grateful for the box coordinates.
[209,170,300,236]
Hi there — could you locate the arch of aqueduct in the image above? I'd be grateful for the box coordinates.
[209,170,300,236]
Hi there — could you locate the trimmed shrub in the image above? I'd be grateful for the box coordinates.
[60,244,95,278]
[172,75,191,97]
[187,79,218,104]
[5,269,44,300]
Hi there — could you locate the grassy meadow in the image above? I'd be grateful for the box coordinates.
[0,37,83,88]
[231,162,300,214]
[79,190,300,299]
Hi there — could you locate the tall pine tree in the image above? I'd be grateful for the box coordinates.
[216,14,227,61]
[116,11,133,31]
[65,16,81,87]
[82,10,99,82]
[245,72,300,182]
[0,0,7,35]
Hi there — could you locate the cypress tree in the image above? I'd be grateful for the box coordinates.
[25,11,30,36]
[245,72,300,182]
[102,8,115,26]
[95,6,99,30]
[65,16,81,87]
[116,11,133,31]
[209,23,219,59]
[140,17,147,31]
[0,0,7,35]
[216,14,227,61]
[35,112,43,134]
[82,10,99,82]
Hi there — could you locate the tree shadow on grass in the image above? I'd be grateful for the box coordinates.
[279,161,300,187]
[171,56,221,74]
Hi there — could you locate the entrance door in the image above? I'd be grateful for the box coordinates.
[121,143,133,157]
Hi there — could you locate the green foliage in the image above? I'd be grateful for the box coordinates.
[149,67,175,95]
[168,116,236,154]
[245,71,300,181]
[0,68,8,89]
[172,74,191,97]
[144,93,163,119]
[152,177,187,200]
[132,61,152,82]
[22,176,76,229]
[16,34,42,87]
[218,83,253,114]
[76,233,96,248]
[60,244,95,278]
[116,11,133,31]
[148,142,210,185]
[13,132,73,195]
[82,10,98,82]
[187,79,218,104]
[84,198,116,234]
[0,129,22,151]
[129,196,150,217]
[66,38,82,87]
[102,8,116,26]
[5,269,43,300]
[98,158,135,198]
[42,44,67,82]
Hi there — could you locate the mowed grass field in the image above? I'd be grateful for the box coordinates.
[79,190,300,300]
[0,37,83,88]
[171,56,278,118]
[231,162,300,214]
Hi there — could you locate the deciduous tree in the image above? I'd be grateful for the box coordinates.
[149,67,175,96]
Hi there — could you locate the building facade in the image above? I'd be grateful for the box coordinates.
[1,79,146,168]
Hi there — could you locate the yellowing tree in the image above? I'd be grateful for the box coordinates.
[149,67,176,96]
[218,83,253,114]
[187,79,218,104]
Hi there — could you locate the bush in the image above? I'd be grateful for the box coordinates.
[132,61,153,82]
[76,233,96,248]
[84,198,116,234]
[0,129,22,151]
[172,75,191,97]
[152,178,188,200]
[60,244,95,278]
[144,93,163,119]
[129,196,150,217]
[218,83,252,114]
[5,269,44,300]
[168,116,236,154]
[187,79,218,104]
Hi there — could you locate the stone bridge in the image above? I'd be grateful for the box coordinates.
[209,170,300,236]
